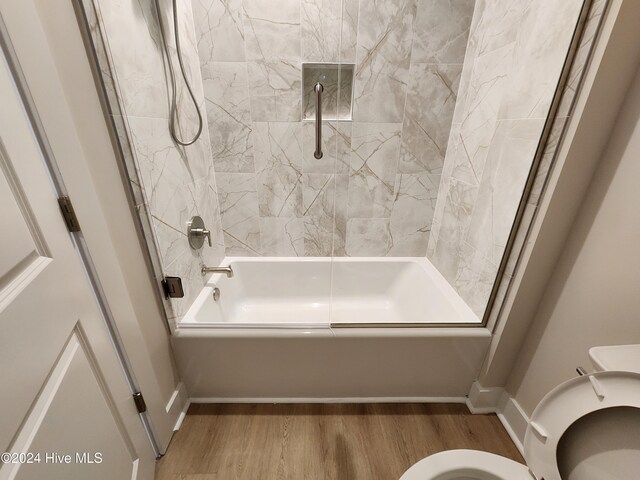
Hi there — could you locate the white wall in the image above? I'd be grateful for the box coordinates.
[505,63,640,416]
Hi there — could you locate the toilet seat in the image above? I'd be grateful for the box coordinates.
[524,370,640,480]
[400,371,640,480]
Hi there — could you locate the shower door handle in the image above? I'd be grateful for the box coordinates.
[314,82,324,159]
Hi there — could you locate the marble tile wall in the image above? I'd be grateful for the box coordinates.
[192,0,475,257]
[427,0,586,318]
[88,0,225,322]
[84,0,606,324]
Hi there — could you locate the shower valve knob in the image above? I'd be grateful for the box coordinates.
[187,215,212,249]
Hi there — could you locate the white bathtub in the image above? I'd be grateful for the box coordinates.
[172,257,492,401]
[180,257,479,328]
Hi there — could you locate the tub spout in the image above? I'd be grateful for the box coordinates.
[201,265,233,278]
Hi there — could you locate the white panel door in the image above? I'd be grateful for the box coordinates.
[0,42,154,479]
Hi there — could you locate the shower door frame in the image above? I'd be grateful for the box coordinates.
[74,0,606,332]
[478,0,601,328]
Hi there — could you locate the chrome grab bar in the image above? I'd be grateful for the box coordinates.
[314,82,324,159]
[201,266,233,277]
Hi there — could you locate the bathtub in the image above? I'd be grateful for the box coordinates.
[180,257,479,328]
[172,257,492,401]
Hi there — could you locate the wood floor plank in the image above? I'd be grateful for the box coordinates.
[156,404,524,480]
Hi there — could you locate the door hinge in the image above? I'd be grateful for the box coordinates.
[133,392,147,414]
[58,196,81,232]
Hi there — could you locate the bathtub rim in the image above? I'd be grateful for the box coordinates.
[172,326,492,339]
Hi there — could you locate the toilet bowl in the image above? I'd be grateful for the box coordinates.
[400,371,640,480]
[400,449,532,479]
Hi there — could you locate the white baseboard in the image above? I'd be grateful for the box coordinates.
[497,392,530,457]
[465,381,504,414]
[188,396,467,404]
[165,382,187,415]
[165,382,186,413]
[173,399,191,431]
[166,382,189,431]
[465,383,530,457]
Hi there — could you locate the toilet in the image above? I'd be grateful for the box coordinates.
[401,368,640,480]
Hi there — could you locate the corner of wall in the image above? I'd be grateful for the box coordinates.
[465,381,504,414]
[465,381,529,457]
[496,391,530,457]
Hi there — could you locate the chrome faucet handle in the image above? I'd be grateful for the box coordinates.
[187,215,211,249]
[199,228,212,247]
[190,227,211,246]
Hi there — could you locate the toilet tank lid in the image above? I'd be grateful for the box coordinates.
[523,371,640,480]
[589,344,640,373]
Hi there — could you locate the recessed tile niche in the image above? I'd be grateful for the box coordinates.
[302,63,354,121]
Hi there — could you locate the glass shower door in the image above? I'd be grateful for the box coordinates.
[328,0,588,327]
[328,0,457,327]
[286,0,349,328]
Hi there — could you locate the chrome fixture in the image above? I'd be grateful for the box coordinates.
[154,0,203,146]
[212,287,221,302]
[314,82,323,159]
[187,215,211,249]
[576,366,588,376]
[201,265,233,277]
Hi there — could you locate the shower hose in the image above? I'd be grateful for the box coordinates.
[154,0,203,146]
